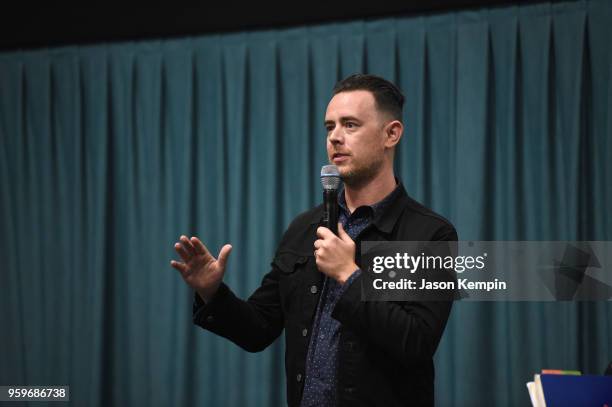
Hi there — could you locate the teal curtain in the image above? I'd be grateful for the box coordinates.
[1,1,611,405]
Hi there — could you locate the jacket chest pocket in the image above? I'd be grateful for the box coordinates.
[273,252,313,317]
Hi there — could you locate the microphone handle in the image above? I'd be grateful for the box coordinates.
[323,189,339,235]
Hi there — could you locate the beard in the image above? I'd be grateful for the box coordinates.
[338,155,385,188]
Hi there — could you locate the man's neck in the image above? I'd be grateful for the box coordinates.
[343,170,397,213]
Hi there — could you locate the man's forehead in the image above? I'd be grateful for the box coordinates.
[325,90,377,119]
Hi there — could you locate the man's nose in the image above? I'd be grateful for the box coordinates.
[328,127,343,144]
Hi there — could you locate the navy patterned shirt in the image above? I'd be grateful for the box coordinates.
[300,183,401,407]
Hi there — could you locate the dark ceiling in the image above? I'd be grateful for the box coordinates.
[0,1,546,51]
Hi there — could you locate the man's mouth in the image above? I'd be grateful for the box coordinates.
[332,153,350,163]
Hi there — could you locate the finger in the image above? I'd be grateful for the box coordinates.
[338,223,352,242]
[180,235,196,256]
[170,260,188,277]
[217,244,233,270]
[316,226,334,240]
[191,236,211,256]
[174,242,192,263]
[313,239,323,250]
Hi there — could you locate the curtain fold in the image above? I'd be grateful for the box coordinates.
[1,1,611,406]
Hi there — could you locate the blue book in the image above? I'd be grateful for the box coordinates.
[540,374,612,407]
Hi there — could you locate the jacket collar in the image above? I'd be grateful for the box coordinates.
[371,182,408,234]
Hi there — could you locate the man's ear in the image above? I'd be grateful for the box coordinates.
[384,120,403,148]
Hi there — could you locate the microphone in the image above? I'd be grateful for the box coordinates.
[320,165,341,235]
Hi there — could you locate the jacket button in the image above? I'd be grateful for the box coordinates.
[310,285,318,294]
[206,315,214,323]
[296,373,302,382]
[302,328,308,337]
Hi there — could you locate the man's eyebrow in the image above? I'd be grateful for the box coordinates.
[323,116,361,126]
[340,116,361,123]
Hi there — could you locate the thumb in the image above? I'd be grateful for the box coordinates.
[338,222,351,241]
[217,244,233,270]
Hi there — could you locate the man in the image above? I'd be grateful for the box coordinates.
[171,74,457,406]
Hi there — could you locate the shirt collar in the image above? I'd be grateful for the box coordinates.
[310,178,410,235]
[337,179,402,220]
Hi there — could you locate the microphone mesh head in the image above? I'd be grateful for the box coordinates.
[320,165,341,190]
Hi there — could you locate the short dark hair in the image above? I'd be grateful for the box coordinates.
[332,73,405,122]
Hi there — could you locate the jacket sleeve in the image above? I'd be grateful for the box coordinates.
[331,223,457,366]
[192,262,284,353]
[191,211,315,352]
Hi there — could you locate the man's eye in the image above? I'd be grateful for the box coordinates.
[346,122,356,128]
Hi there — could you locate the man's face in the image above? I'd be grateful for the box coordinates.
[324,90,389,186]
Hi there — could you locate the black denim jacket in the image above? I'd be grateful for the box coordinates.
[193,183,457,406]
